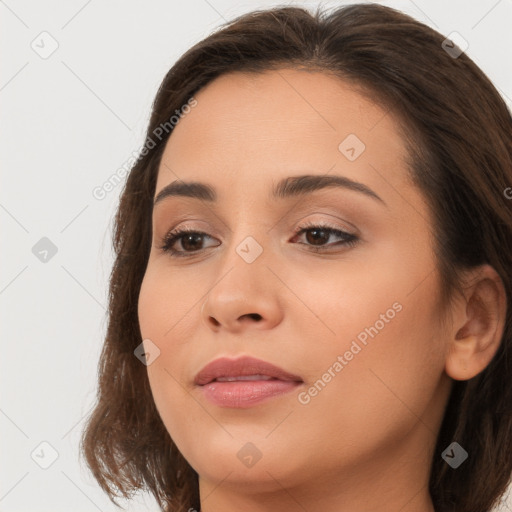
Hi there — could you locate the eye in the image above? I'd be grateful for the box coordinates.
[158,222,359,258]
[158,227,219,258]
[290,221,359,252]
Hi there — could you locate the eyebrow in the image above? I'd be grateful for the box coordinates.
[153,174,386,206]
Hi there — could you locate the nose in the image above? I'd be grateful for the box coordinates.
[200,253,284,334]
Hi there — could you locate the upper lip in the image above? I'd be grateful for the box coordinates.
[194,356,303,386]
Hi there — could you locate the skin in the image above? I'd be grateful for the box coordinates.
[137,69,506,512]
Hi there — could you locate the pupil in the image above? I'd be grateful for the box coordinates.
[182,234,202,251]
[306,229,328,245]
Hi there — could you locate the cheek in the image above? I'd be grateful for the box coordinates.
[138,264,202,342]
[291,247,447,416]
[295,270,447,450]
[137,268,207,445]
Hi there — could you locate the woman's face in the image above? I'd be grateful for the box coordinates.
[138,69,453,505]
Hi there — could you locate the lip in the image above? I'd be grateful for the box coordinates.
[194,355,303,385]
[194,356,303,408]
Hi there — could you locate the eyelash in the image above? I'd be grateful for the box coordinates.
[158,221,359,258]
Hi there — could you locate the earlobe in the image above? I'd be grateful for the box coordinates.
[446,334,489,381]
[444,265,507,382]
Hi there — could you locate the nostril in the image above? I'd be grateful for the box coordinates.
[208,316,221,327]
[244,313,262,321]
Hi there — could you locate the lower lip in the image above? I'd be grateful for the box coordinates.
[199,380,302,408]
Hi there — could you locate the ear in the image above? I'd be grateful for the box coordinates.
[445,264,507,381]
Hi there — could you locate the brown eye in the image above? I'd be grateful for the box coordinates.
[304,227,331,246]
[160,229,219,257]
[292,223,358,251]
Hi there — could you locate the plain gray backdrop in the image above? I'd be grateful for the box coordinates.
[1,0,511,510]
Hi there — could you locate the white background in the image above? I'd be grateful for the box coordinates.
[1,0,511,511]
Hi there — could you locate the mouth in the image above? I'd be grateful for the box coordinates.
[213,375,280,382]
[194,356,303,408]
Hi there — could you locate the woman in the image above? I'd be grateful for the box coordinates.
[80,3,512,512]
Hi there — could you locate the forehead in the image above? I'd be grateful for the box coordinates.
[155,68,411,203]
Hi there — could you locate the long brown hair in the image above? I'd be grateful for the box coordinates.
[80,3,512,511]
